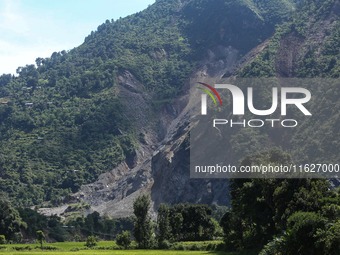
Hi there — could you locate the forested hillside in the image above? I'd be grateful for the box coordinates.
[0,0,298,206]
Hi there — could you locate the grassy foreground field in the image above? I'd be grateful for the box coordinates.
[0,250,232,255]
[0,241,258,255]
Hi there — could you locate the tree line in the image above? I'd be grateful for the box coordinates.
[1,147,340,254]
[0,192,224,247]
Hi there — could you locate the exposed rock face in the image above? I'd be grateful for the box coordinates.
[74,45,238,217]
[275,31,305,77]
[150,128,230,212]
[275,2,339,77]
[39,45,238,218]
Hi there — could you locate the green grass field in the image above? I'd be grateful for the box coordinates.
[0,241,257,255]
[0,250,229,255]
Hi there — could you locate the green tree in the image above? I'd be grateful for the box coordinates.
[116,230,132,249]
[164,203,217,242]
[222,148,332,250]
[36,230,45,248]
[0,193,26,241]
[172,212,183,241]
[315,220,340,255]
[285,212,326,255]
[180,204,215,240]
[157,203,171,244]
[133,195,153,249]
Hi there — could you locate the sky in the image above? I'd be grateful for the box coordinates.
[0,0,155,75]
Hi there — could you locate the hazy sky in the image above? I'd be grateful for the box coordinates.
[0,0,155,75]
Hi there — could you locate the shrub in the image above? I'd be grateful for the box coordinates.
[73,234,81,242]
[39,245,58,250]
[0,235,5,244]
[259,234,287,255]
[116,230,132,249]
[189,244,200,250]
[158,240,172,249]
[215,242,226,251]
[206,243,216,250]
[84,235,98,248]
[36,230,45,248]
[11,246,31,251]
[174,244,185,250]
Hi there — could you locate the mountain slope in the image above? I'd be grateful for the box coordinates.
[0,0,303,211]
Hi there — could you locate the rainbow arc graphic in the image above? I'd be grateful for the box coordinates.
[197,82,223,106]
